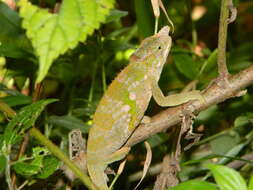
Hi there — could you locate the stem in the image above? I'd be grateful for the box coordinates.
[17,180,28,190]
[88,61,98,103]
[6,154,14,190]
[217,0,230,77]
[109,174,120,190]
[154,17,158,34]
[102,63,107,93]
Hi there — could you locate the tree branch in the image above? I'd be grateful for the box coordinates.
[126,64,253,147]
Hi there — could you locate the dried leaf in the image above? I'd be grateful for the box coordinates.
[151,0,160,18]
[133,141,152,190]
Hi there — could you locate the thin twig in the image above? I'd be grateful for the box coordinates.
[6,153,14,190]
[217,0,231,78]
[227,152,253,169]
[16,180,28,190]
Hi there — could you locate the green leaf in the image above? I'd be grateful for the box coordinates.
[248,175,253,190]
[234,116,253,128]
[0,95,32,107]
[19,0,114,83]
[173,53,199,80]
[134,0,154,37]
[207,164,247,190]
[47,115,90,133]
[0,83,22,96]
[4,99,57,145]
[105,9,128,23]
[0,155,6,173]
[0,2,31,58]
[168,180,218,190]
[36,156,59,179]
[32,147,49,157]
[0,84,32,106]
[217,142,247,165]
[199,48,218,75]
[12,147,58,178]
[210,133,240,155]
[30,147,48,172]
[13,162,41,176]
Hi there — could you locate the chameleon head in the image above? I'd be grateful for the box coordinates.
[130,26,172,81]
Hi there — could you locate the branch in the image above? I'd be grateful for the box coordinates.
[126,64,253,147]
[217,0,230,77]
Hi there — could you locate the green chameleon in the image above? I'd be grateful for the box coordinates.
[87,26,203,190]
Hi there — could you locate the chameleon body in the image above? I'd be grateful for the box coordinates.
[87,26,203,190]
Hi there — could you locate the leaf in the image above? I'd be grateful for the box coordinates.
[234,116,253,128]
[36,156,59,179]
[19,0,115,83]
[207,164,247,190]
[0,95,32,107]
[105,9,128,23]
[199,48,218,78]
[0,2,31,58]
[210,134,240,155]
[4,99,57,145]
[168,180,218,190]
[32,147,49,157]
[134,0,154,37]
[0,155,6,173]
[0,83,32,107]
[173,53,199,80]
[47,115,90,133]
[13,147,58,178]
[133,141,152,190]
[248,175,253,190]
[0,83,22,96]
[217,142,247,165]
[13,162,41,176]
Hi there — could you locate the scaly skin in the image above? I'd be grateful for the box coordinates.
[87,26,172,190]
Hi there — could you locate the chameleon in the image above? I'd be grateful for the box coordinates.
[87,26,203,190]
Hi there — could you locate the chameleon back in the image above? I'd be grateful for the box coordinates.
[87,63,152,159]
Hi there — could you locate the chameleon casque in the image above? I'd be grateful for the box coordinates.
[87,26,203,190]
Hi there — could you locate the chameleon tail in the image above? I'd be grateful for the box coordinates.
[88,164,109,190]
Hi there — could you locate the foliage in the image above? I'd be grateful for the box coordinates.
[169,164,252,190]
[168,180,218,190]
[19,0,114,83]
[0,0,253,189]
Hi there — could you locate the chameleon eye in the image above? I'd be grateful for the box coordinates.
[158,46,161,50]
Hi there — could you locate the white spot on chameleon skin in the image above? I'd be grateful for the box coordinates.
[144,75,148,80]
[128,81,141,91]
[156,62,161,67]
[121,105,131,112]
[129,92,136,100]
